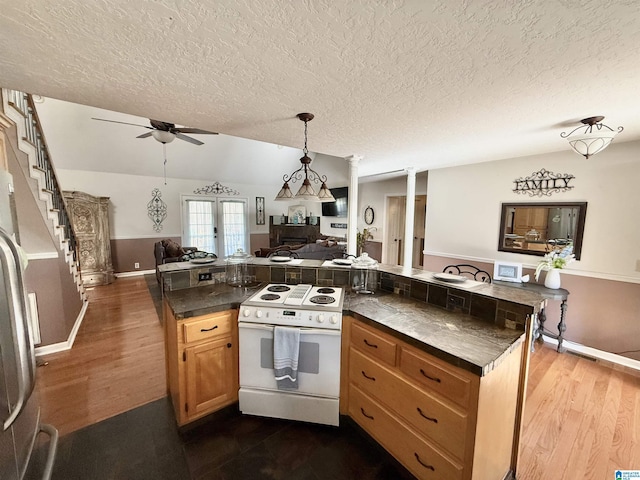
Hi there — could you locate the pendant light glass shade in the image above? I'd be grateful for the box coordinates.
[275,182,294,200]
[274,113,334,202]
[561,116,623,159]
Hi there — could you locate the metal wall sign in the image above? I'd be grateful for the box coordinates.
[194,181,240,196]
[147,188,167,232]
[513,168,575,197]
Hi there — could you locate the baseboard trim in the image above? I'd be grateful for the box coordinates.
[542,334,640,371]
[35,299,89,356]
[114,269,155,278]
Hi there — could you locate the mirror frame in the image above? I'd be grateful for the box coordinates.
[498,202,587,260]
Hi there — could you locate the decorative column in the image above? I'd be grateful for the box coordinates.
[345,155,362,257]
[403,167,416,269]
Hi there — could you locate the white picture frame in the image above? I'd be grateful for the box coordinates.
[287,205,306,224]
[493,261,523,283]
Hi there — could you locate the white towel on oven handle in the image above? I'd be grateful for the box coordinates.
[273,326,300,390]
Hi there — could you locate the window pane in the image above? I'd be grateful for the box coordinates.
[186,200,216,253]
[221,200,247,256]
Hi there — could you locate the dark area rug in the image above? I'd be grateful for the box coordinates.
[144,273,163,323]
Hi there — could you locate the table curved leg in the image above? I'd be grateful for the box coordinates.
[556,300,567,353]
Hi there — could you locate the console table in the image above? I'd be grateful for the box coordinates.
[494,281,569,353]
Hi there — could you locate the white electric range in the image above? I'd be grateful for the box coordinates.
[238,284,344,426]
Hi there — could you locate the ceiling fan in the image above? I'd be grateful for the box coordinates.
[91,117,218,145]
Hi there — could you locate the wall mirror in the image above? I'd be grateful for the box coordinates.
[498,202,587,260]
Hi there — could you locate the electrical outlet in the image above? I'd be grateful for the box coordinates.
[134,262,140,269]
[198,272,212,282]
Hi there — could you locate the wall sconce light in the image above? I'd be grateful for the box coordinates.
[275,113,335,202]
[561,116,623,159]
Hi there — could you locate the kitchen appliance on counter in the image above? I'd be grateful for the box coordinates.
[352,252,378,294]
[0,169,58,480]
[238,283,344,426]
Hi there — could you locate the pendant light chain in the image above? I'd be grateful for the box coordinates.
[303,118,309,156]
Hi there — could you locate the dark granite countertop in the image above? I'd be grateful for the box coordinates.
[164,282,265,319]
[164,282,526,376]
[345,292,525,376]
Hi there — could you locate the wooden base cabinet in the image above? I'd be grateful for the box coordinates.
[342,316,525,480]
[165,303,239,426]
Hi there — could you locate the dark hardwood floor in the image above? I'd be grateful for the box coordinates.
[34,276,640,479]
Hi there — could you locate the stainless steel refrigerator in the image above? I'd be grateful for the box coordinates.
[0,169,57,480]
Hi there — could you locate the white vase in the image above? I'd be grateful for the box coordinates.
[544,268,561,289]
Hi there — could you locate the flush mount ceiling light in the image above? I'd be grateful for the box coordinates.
[275,113,335,202]
[560,116,623,159]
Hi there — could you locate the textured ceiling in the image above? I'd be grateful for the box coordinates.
[1,0,639,180]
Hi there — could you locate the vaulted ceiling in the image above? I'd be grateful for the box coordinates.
[1,1,639,182]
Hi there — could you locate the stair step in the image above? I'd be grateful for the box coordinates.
[21,136,36,148]
[41,188,54,195]
[32,165,47,173]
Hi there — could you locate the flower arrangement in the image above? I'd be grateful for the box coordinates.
[534,244,575,281]
[356,227,376,254]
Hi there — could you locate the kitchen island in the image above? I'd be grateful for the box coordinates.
[160,259,543,479]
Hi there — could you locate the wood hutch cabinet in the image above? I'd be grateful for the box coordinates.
[63,190,114,286]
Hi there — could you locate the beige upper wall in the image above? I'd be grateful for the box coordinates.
[425,140,640,283]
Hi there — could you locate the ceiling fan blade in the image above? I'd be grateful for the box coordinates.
[136,132,153,138]
[175,127,218,135]
[91,118,152,129]
[175,132,204,146]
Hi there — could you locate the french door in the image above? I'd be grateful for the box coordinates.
[181,196,249,256]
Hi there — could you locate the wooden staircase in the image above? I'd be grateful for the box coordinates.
[1,88,85,299]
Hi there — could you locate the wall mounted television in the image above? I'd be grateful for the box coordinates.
[321,187,348,217]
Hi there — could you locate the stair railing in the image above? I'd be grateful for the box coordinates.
[6,90,78,264]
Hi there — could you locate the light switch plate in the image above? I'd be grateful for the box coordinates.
[636,259,640,272]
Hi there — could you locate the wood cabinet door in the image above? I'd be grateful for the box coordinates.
[184,337,238,419]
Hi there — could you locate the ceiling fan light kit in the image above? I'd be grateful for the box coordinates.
[275,113,335,203]
[151,130,175,144]
[561,116,623,159]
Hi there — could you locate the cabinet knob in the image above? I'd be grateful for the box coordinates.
[227,343,232,348]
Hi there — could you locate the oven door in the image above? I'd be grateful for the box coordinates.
[238,322,341,397]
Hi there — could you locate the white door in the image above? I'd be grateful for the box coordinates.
[182,196,249,256]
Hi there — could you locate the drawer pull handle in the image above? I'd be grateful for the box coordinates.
[361,371,376,381]
[363,339,378,349]
[200,325,219,332]
[414,453,435,471]
[360,407,374,420]
[417,407,438,423]
[420,369,441,383]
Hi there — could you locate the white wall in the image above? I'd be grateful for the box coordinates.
[425,140,640,283]
[357,172,428,243]
[57,152,350,240]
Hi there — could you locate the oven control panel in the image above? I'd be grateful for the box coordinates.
[240,306,342,330]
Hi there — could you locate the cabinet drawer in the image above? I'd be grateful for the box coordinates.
[183,311,233,344]
[400,346,474,409]
[350,348,468,460]
[349,384,463,480]
[351,322,397,366]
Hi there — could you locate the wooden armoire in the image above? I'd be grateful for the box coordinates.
[63,190,114,286]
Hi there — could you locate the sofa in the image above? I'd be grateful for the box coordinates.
[154,239,197,282]
[255,242,345,260]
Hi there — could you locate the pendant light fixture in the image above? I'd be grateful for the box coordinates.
[560,116,623,159]
[275,113,335,202]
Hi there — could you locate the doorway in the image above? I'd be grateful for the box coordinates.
[384,195,426,268]
[181,196,249,256]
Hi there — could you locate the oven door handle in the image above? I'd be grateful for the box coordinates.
[238,322,342,336]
